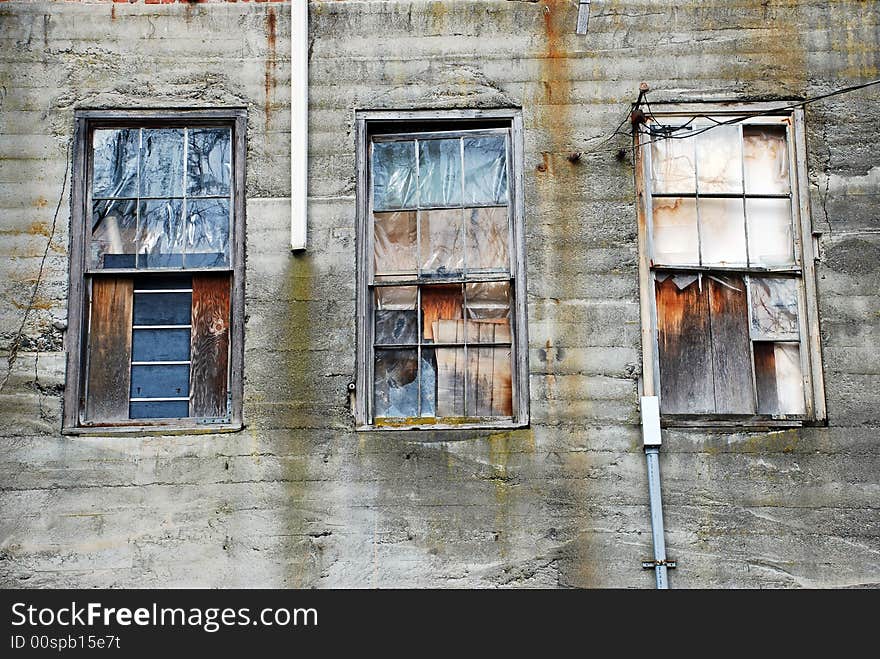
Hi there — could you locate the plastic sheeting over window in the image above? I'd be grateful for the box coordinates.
[89,126,233,270]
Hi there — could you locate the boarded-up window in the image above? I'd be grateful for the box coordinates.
[68,112,243,429]
[641,112,822,422]
[359,117,527,427]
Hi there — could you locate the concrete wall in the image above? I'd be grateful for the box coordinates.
[0,0,877,588]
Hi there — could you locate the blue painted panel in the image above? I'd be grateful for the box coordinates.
[133,292,191,326]
[132,328,191,362]
[130,364,190,399]
[130,400,189,419]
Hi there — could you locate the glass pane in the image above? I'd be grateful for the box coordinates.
[746,198,794,266]
[421,284,463,343]
[140,129,185,197]
[90,199,137,269]
[696,125,742,194]
[750,277,799,340]
[372,141,416,210]
[129,400,189,419]
[434,347,465,417]
[186,198,230,268]
[465,282,511,343]
[651,132,695,194]
[138,199,185,268]
[755,342,805,415]
[420,349,437,417]
[466,207,509,272]
[420,209,464,276]
[652,197,699,265]
[463,136,508,205]
[466,347,512,417]
[92,128,139,198]
[374,287,418,345]
[130,364,190,399]
[743,125,789,194]
[373,349,419,418]
[132,329,191,362]
[418,139,461,207]
[699,198,747,266]
[374,211,417,276]
[187,127,231,196]
[133,291,191,326]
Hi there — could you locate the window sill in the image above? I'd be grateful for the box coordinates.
[356,419,528,432]
[61,423,243,437]
[660,414,823,430]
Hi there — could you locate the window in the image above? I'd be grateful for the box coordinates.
[63,109,245,432]
[354,110,529,429]
[635,105,826,426]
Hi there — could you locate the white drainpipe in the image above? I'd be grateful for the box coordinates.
[291,0,308,251]
[641,396,674,588]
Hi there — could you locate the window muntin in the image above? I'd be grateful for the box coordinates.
[66,112,243,431]
[640,112,822,423]
[362,123,524,427]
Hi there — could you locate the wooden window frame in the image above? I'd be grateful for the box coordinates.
[635,103,826,428]
[62,108,247,435]
[354,109,530,431]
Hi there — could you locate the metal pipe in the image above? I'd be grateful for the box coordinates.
[291,0,309,251]
[640,396,670,589]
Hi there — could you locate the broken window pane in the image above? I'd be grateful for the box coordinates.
[374,211,417,276]
[651,132,696,194]
[372,141,416,210]
[91,199,137,269]
[373,349,419,418]
[92,128,139,198]
[746,198,794,266]
[187,127,232,197]
[465,281,511,343]
[743,126,789,195]
[420,209,464,276]
[138,199,185,268]
[696,125,742,194]
[434,347,466,417]
[186,198,230,268]
[374,287,418,345]
[652,197,699,265]
[418,138,462,207]
[421,284,463,343]
[420,349,436,417]
[750,276,799,340]
[463,136,508,205]
[140,129,184,198]
[754,342,805,415]
[699,198,747,266]
[466,207,509,273]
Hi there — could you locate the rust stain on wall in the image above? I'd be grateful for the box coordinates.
[265,7,277,130]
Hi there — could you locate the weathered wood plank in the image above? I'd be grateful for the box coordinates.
[85,277,133,422]
[190,273,230,418]
[708,275,756,414]
[656,274,714,414]
[754,342,779,414]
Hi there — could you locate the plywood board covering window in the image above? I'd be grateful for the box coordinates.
[64,110,246,432]
[355,110,529,429]
[636,107,825,426]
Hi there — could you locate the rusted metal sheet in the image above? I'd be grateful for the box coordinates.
[85,277,133,422]
[190,273,230,418]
